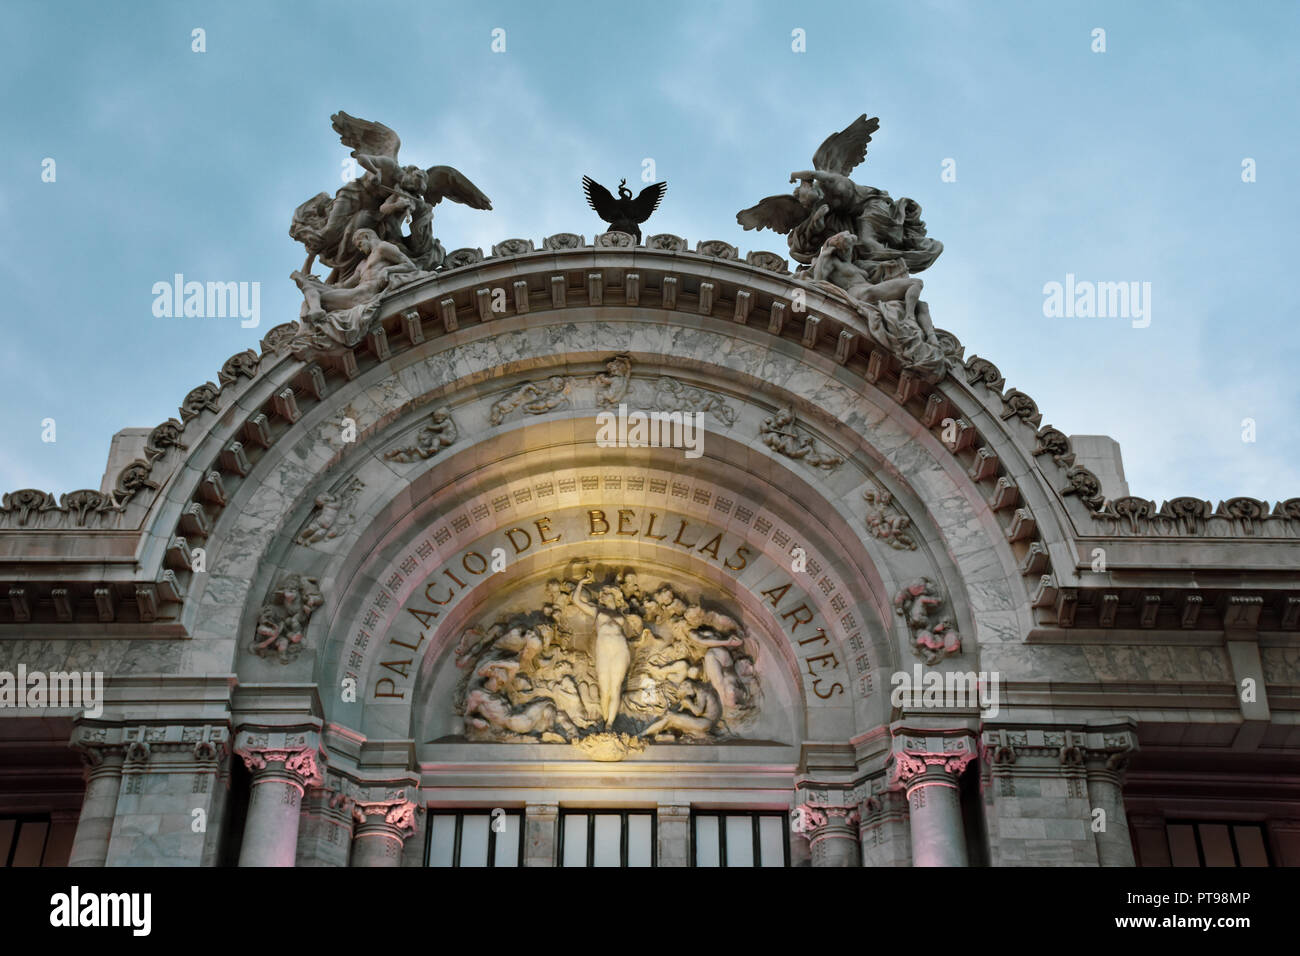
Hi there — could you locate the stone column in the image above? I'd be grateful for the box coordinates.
[68,725,124,867]
[796,805,861,867]
[891,726,978,867]
[859,788,912,867]
[1084,726,1138,867]
[235,730,323,867]
[91,723,232,867]
[980,722,1137,867]
[351,798,418,866]
[296,785,356,867]
[656,804,691,867]
[523,803,558,867]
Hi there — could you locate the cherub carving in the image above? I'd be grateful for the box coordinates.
[384,407,458,462]
[894,577,961,665]
[251,574,324,663]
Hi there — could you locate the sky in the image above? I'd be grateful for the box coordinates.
[1,0,1298,506]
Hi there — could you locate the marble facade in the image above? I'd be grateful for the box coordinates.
[1,234,1298,867]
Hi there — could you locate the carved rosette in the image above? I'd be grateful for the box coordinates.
[595,231,636,248]
[645,233,687,252]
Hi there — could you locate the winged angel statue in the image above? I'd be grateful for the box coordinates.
[287,112,492,352]
[737,115,949,382]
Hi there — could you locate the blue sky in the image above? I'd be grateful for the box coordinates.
[2,0,1297,505]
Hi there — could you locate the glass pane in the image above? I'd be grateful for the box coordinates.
[725,816,754,867]
[627,814,652,867]
[759,816,785,867]
[562,815,587,867]
[460,815,490,868]
[493,813,520,867]
[695,815,720,867]
[593,814,622,867]
[1199,825,1236,867]
[0,819,14,866]
[1167,824,1200,867]
[12,821,48,867]
[1233,826,1269,867]
[428,814,457,867]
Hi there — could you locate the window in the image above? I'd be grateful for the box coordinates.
[691,811,789,867]
[558,810,656,867]
[1164,821,1271,867]
[424,810,523,867]
[1,815,64,867]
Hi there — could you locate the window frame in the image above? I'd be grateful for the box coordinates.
[690,809,791,868]
[1,814,53,868]
[1164,819,1273,867]
[422,808,525,867]
[557,808,658,867]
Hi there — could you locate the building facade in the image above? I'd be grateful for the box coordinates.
[1,231,1298,867]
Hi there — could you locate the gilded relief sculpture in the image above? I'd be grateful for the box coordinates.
[452,567,761,759]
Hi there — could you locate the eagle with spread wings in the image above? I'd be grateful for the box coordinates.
[582,176,667,243]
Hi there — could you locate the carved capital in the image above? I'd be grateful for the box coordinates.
[889,726,978,792]
[793,803,860,843]
[352,799,418,839]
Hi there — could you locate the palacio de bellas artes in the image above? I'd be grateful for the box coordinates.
[0,0,1297,917]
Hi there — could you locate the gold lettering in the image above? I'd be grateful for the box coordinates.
[588,510,610,535]
[389,632,426,652]
[724,545,750,571]
[781,603,814,633]
[643,511,668,540]
[505,527,532,554]
[425,583,454,605]
[796,628,829,648]
[535,516,561,544]
[407,606,439,627]
[616,509,638,536]
[812,679,844,699]
[696,532,723,560]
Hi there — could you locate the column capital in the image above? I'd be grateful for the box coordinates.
[889,725,978,793]
[979,722,1138,776]
[352,798,419,840]
[794,804,860,839]
[72,720,230,774]
[235,728,324,791]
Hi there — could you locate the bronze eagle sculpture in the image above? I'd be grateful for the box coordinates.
[582,176,667,242]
